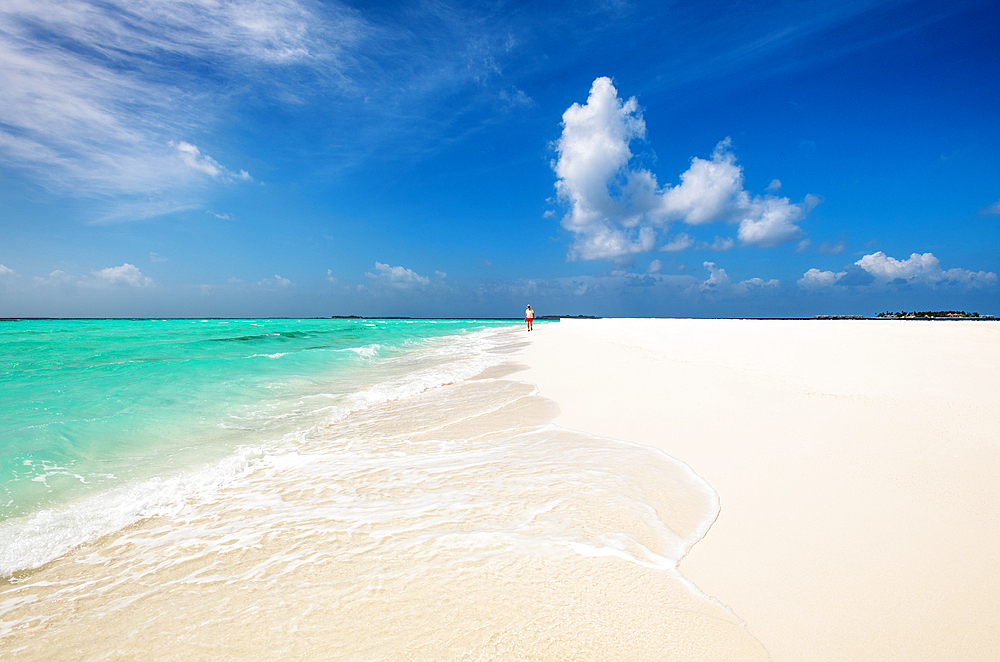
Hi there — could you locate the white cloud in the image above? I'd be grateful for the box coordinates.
[149,252,167,262]
[475,262,785,305]
[661,233,695,252]
[435,270,448,279]
[696,236,735,251]
[818,240,846,255]
[856,251,996,288]
[766,179,782,192]
[93,199,201,224]
[326,269,338,284]
[256,274,292,288]
[0,0,354,206]
[33,269,76,287]
[172,141,252,182]
[735,193,811,248]
[796,239,811,252]
[700,261,778,295]
[0,265,15,276]
[660,232,733,253]
[551,78,817,260]
[978,200,1000,215]
[797,268,844,290]
[735,276,781,294]
[365,262,431,290]
[91,263,154,287]
[552,76,650,260]
[655,139,747,226]
[647,259,662,274]
[499,87,533,107]
[799,252,997,290]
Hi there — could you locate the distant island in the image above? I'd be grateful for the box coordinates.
[875,310,994,319]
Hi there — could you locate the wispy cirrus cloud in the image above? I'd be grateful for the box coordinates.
[0,0,541,216]
[0,0,360,209]
[172,142,252,182]
[552,77,818,261]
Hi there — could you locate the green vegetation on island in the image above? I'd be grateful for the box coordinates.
[875,310,993,319]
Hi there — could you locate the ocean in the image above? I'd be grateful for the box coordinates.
[0,318,765,660]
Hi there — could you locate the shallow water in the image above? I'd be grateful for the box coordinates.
[0,320,766,660]
[0,318,518,572]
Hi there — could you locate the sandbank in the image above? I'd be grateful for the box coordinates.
[519,318,1000,662]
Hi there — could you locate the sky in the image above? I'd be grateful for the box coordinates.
[1,0,997,318]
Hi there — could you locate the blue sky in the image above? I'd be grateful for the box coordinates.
[1,0,997,317]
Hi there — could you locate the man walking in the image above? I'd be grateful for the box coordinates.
[525,304,534,331]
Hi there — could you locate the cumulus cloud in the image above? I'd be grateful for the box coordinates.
[647,259,663,274]
[91,263,154,287]
[697,236,735,251]
[32,270,74,287]
[551,77,650,260]
[797,268,844,291]
[551,78,817,260]
[736,193,816,248]
[798,251,997,290]
[856,252,996,287]
[700,261,779,295]
[661,233,695,252]
[365,262,431,290]
[27,263,155,288]
[256,274,292,288]
[475,261,783,307]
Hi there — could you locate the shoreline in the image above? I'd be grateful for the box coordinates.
[1,323,769,660]
[518,318,1000,662]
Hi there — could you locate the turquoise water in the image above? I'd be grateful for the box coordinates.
[0,318,750,660]
[0,318,520,522]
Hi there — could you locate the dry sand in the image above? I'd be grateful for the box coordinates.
[519,318,1000,662]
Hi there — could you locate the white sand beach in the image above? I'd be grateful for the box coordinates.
[520,318,1000,662]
